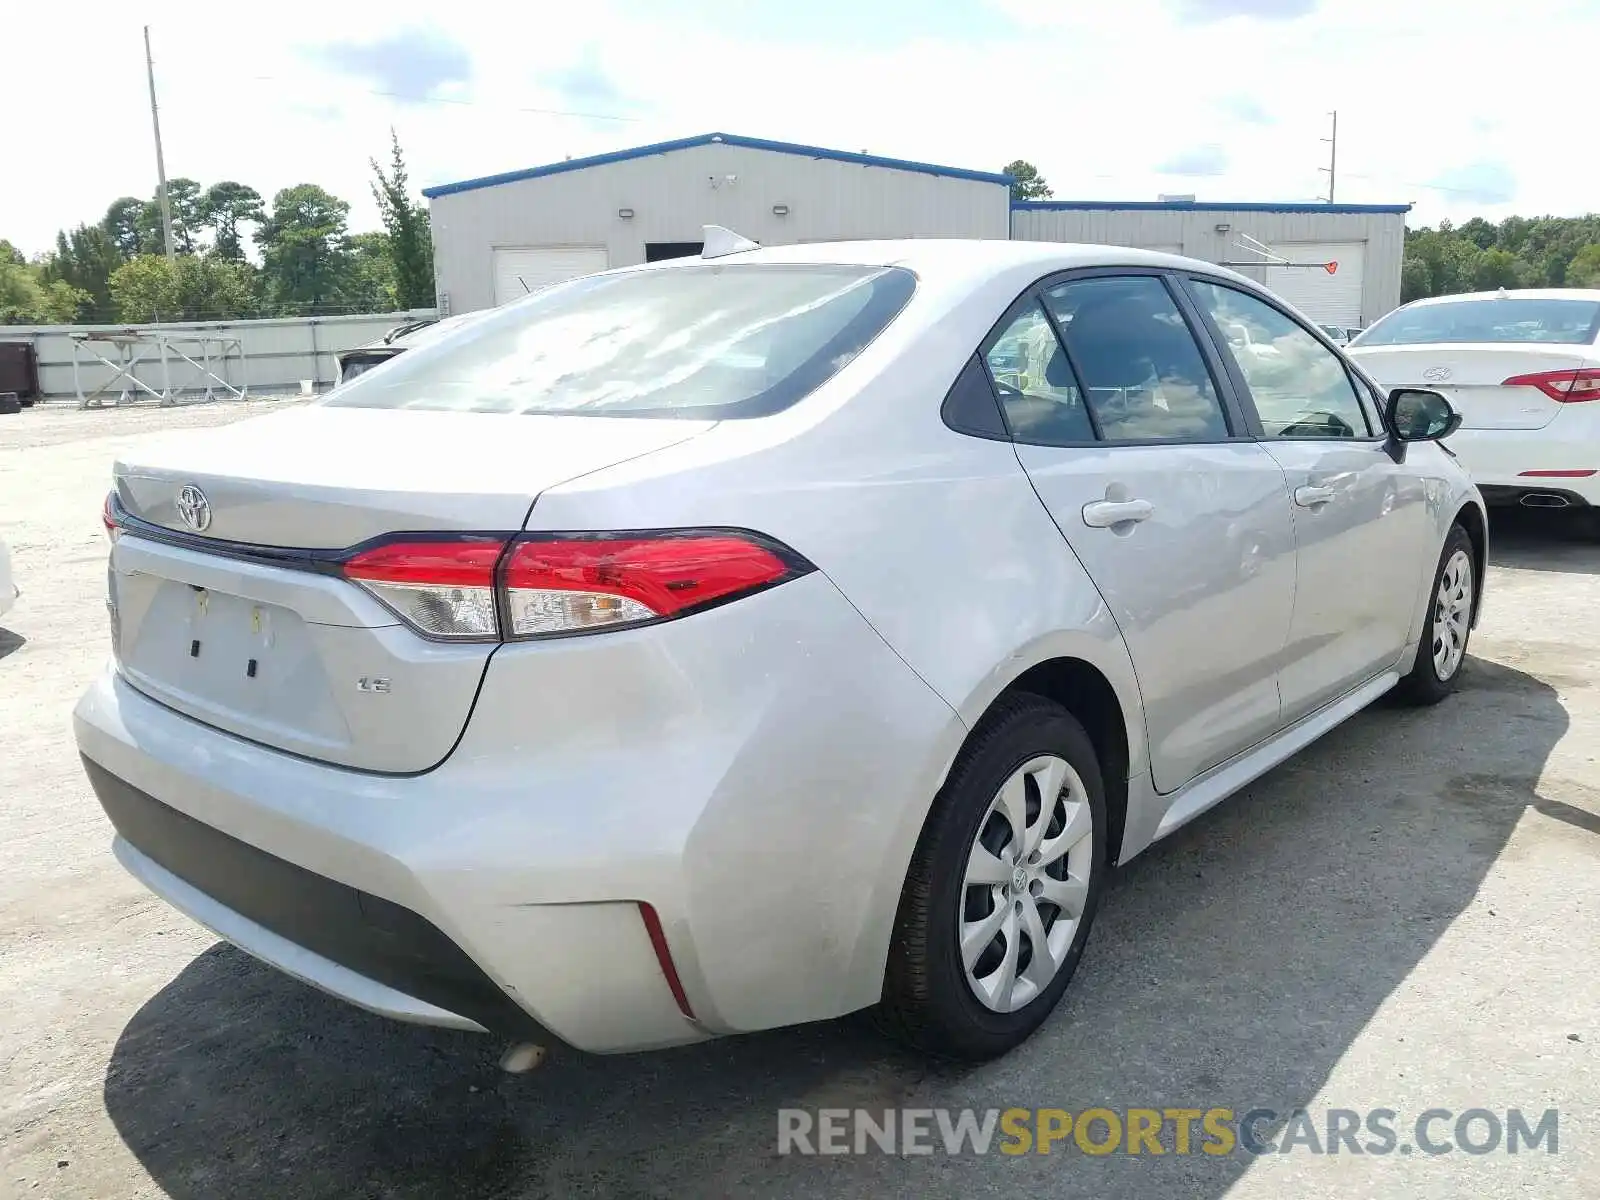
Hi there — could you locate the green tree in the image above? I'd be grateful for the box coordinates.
[1400,256,1433,304]
[0,260,44,322]
[200,182,266,261]
[370,131,435,309]
[1003,159,1052,202]
[1567,244,1600,288]
[345,231,398,311]
[163,178,206,254]
[41,224,121,319]
[1470,248,1520,291]
[102,197,147,258]
[255,184,354,313]
[0,260,87,324]
[110,253,256,322]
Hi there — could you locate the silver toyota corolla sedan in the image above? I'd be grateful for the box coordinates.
[76,239,1485,1062]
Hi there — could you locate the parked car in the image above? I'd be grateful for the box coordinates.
[1318,324,1356,346]
[1348,289,1600,515]
[77,240,1485,1062]
[0,535,16,620]
[334,312,490,384]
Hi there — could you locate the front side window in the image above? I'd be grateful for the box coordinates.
[1043,276,1230,443]
[1356,297,1600,347]
[1188,279,1371,439]
[322,264,916,419]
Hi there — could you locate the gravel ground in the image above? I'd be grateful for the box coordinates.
[1,399,1596,1199]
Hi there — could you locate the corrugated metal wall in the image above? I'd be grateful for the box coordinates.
[430,142,1012,313]
[2,311,437,402]
[1010,207,1406,327]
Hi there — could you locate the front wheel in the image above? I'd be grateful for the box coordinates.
[876,694,1107,1060]
[1393,523,1476,706]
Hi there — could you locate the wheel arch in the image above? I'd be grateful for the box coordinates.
[978,655,1135,867]
[1454,499,1488,629]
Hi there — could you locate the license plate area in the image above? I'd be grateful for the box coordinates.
[120,580,350,748]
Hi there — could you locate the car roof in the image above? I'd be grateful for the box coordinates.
[638,238,1261,292]
[1401,287,1600,308]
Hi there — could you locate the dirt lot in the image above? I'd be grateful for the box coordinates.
[1,400,1597,1199]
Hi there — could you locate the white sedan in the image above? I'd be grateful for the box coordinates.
[1349,289,1600,514]
[76,239,1483,1062]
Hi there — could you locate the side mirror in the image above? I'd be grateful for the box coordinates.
[1386,388,1462,443]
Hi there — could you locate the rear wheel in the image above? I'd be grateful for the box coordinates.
[1394,523,1475,706]
[877,694,1107,1060]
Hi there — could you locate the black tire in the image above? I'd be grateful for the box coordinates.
[876,693,1107,1060]
[1393,522,1476,706]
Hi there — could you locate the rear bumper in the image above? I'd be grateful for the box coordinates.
[1447,426,1600,505]
[87,757,540,1037]
[74,571,964,1052]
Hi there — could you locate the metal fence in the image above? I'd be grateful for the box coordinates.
[0,310,438,403]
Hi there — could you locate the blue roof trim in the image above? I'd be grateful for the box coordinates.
[423,132,1014,198]
[1012,199,1412,215]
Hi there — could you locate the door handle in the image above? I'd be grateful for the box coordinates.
[1294,485,1336,508]
[1082,498,1155,528]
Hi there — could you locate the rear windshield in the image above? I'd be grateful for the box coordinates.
[323,263,916,419]
[1355,297,1600,347]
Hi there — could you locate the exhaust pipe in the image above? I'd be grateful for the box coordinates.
[1519,492,1571,509]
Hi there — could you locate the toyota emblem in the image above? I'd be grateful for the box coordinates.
[176,484,212,532]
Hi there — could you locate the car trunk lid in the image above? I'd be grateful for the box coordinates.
[109,405,712,772]
[1349,344,1591,430]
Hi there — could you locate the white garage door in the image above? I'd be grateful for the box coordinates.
[1265,242,1366,328]
[492,246,609,306]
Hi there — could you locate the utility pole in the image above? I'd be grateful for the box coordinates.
[144,25,177,262]
[1318,110,1338,204]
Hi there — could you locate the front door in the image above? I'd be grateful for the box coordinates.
[986,273,1298,794]
[1184,277,1435,722]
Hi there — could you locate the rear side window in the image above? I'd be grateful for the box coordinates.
[984,303,1095,444]
[323,264,916,419]
[1356,297,1600,346]
[1043,276,1230,443]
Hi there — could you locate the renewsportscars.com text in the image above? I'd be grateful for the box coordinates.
[776,1106,1560,1157]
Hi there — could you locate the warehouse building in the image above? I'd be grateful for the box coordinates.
[423,132,1408,329]
[1010,200,1409,330]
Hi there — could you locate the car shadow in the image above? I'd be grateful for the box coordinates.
[0,628,24,661]
[105,656,1570,1199]
[1487,505,1600,575]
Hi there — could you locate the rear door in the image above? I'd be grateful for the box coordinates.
[989,270,1297,794]
[1185,276,1434,721]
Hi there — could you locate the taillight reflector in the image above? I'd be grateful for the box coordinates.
[102,491,119,541]
[637,902,696,1020]
[1517,469,1596,478]
[1502,368,1600,403]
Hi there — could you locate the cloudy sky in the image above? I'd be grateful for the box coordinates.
[5,0,1595,255]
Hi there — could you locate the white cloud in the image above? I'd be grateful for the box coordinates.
[3,0,1593,256]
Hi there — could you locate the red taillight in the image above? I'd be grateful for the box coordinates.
[1502,368,1600,403]
[340,530,808,641]
[502,532,798,638]
[102,491,119,542]
[343,539,506,640]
